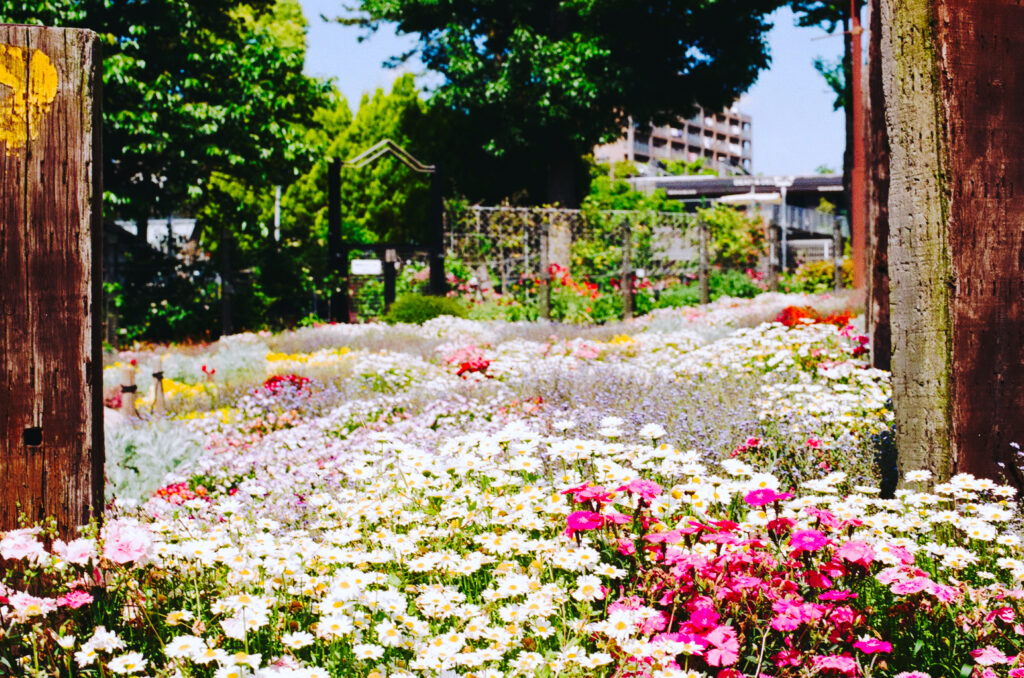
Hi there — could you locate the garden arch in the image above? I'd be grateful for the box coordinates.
[327,139,445,322]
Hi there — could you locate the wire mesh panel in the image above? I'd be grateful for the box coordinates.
[445,205,703,290]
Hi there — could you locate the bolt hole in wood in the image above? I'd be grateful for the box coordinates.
[23,427,43,447]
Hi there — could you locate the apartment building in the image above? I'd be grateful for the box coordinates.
[594,104,753,175]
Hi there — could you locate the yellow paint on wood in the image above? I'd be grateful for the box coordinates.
[0,45,59,154]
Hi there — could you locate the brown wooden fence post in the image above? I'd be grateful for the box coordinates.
[0,25,103,537]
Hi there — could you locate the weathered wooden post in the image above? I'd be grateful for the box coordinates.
[538,218,551,320]
[832,218,843,292]
[765,223,779,291]
[882,0,1024,487]
[621,218,633,321]
[698,220,710,305]
[120,365,138,418]
[152,370,167,416]
[0,25,103,536]
[383,248,397,312]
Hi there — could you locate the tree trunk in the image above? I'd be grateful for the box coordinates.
[866,0,891,371]
[882,0,1024,488]
[546,140,579,208]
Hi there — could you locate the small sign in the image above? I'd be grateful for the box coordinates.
[351,259,383,275]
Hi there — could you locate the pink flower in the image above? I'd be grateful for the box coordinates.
[604,511,632,525]
[7,592,57,619]
[101,520,152,565]
[836,541,875,568]
[891,576,931,595]
[806,437,823,448]
[744,488,781,507]
[617,538,636,555]
[56,590,94,609]
[971,646,1010,666]
[853,638,892,654]
[927,581,961,604]
[0,529,48,564]
[617,479,663,501]
[894,673,931,678]
[812,654,859,675]
[53,538,97,565]
[644,530,682,544]
[789,529,828,553]
[575,485,615,503]
[564,511,604,539]
[705,625,739,666]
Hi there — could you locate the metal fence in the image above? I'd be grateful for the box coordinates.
[444,205,718,319]
[445,206,707,285]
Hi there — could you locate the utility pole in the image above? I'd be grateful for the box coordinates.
[850,0,867,289]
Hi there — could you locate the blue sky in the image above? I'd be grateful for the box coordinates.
[298,2,845,176]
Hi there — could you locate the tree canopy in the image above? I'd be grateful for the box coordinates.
[1,0,329,235]
[337,0,782,206]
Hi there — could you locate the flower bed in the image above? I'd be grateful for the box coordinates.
[3,292,1019,678]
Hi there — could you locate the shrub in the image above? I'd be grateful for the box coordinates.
[782,258,854,294]
[383,294,468,324]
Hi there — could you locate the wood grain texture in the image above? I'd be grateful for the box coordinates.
[880,0,954,481]
[867,0,891,372]
[936,1,1024,487]
[0,25,103,537]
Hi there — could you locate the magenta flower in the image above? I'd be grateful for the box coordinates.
[56,590,93,609]
[704,625,739,666]
[744,488,780,507]
[564,511,605,538]
[836,540,875,567]
[603,511,632,525]
[789,529,828,553]
[617,479,663,501]
[853,638,892,654]
[644,530,682,544]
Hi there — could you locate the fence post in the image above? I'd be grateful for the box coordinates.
[383,248,397,311]
[120,365,138,418]
[152,371,166,416]
[766,223,779,291]
[698,220,711,305]
[539,219,551,320]
[0,25,103,537]
[621,218,633,320]
[832,217,843,291]
[428,166,447,296]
